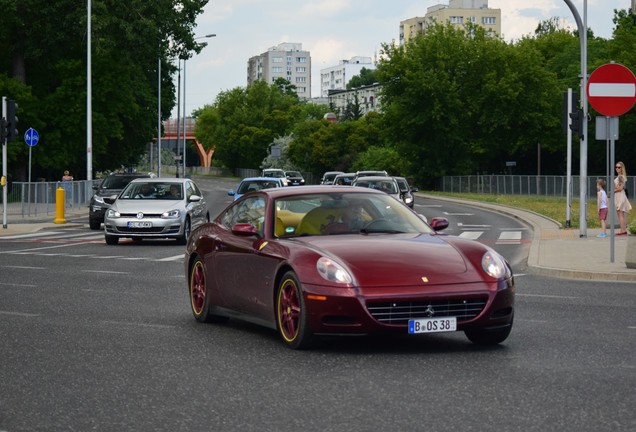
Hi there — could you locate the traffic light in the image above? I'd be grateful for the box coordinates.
[5,99,18,142]
[569,108,584,138]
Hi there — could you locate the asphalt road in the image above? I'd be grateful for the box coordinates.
[1,177,634,431]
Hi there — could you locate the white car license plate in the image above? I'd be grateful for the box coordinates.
[128,221,152,228]
[408,317,457,334]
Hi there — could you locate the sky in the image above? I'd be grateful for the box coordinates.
[175,0,630,117]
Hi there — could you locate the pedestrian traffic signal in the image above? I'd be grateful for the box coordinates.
[5,99,18,142]
[569,108,584,138]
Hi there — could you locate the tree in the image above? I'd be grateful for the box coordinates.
[346,67,378,89]
[0,0,208,180]
[288,111,386,176]
[195,80,304,171]
[377,22,561,187]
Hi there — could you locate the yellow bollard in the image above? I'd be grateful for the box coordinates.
[53,186,67,224]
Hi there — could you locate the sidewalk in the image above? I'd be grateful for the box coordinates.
[423,194,636,282]
[2,198,636,282]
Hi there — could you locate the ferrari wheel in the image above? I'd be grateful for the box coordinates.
[464,316,513,345]
[189,257,228,323]
[276,271,315,350]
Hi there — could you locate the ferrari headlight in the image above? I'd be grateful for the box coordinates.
[482,251,509,279]
[162,209,181,219]
[93,195,105,204]
[405,196,413,204]
[106,209,120,218]
[317,257,352,284]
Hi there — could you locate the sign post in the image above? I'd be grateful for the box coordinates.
[587,62,636,263]
[24,128,39,212]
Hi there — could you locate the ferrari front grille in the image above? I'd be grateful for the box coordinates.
[366,298,486,325]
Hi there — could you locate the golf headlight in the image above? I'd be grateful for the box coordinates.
[94,195,105,204]
[405,196,413,204]
[106,209,120,218]
[162,209,181,219]
[317,257,352,284]
[482,250,509,279]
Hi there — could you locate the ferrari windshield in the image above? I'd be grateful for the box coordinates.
[274,192,432,237]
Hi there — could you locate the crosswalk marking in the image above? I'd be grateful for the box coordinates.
[459,231,483,240]
[458,230,524,244]
[496,231,522,244]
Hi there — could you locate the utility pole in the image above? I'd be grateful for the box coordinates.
[563,0,588,237]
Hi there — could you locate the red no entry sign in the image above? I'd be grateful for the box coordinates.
[587,63,636,117]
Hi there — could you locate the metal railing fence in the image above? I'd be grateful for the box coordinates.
[440,175,635,198]
[1,180,97,217]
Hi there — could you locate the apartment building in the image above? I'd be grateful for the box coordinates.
[247,42,312,98]
[400,0,501,44]
[319,56,376,98]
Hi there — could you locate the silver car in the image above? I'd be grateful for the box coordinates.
[103,178,209,245]
[351,176,402,201]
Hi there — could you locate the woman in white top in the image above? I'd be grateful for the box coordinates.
[614,161,632,235]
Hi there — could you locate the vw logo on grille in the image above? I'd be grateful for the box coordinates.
[424,305,435,318]
[136,212,144,219]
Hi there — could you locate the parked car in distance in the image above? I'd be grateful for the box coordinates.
[333,172,356,186]
[393,176,418,208]
[320,171,344,185]
[352,176,402,201]
[103,178,209,245]
[262,168,288,186]
[89,172,152,230]
[285,170,305,186]
[228,177,285,201]
[185,186,514,349]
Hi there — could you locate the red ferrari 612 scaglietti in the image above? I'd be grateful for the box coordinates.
[185,186,514,349]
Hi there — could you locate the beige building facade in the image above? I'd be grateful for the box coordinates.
[400,0,501,44]
[328,83,382,118]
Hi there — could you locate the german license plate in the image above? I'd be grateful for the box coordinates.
[128,221,152,228]
[408,317,457,334]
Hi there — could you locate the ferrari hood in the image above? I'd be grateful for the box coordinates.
[298,234,469,286]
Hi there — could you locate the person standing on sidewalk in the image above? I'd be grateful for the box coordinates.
[614,161,632,235]
[61,170,73,207]
[596,178,608,237]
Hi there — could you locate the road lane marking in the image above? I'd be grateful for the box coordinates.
[158,254,184,262]
[443,212,473,216]
[0,282,38,287]
[100,320,177,329]
[1,265,46,270]
[517,293,579,299]
[82,270,130,274]
[457,223,491,228]
[0,231,66,240]
[0,242,85,254]
[0,311,40,317]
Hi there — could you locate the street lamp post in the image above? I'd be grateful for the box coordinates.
[156,56,161,176]
[181,34,215,177]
